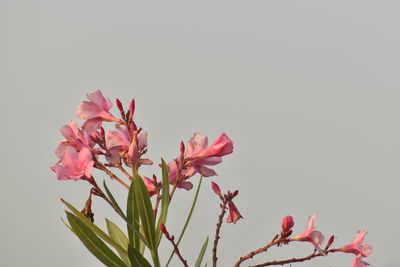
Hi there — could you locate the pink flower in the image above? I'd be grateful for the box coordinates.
[227,199,243,224]
[167,132,233,190]
[55,121,92,157]
[142,177,158,197]
[281,216,294,234]
[292,215,325,253]
[51,147,94,181]
[351,256,370,267]
[76,90,120,123]
[186,132,233,160]
[105,125,148,164]
[337,231,372,257]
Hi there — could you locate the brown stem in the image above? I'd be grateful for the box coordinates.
[153,192,162,217]
[249,250,337,267]
[163,230,189,267]
[233,235,282,267]
[212,199,228,267]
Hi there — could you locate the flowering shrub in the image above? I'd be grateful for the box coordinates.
[52,90,372,267]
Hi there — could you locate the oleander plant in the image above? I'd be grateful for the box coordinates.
[51,90,372,267]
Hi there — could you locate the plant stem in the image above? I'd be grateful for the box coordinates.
[212,199,228,267]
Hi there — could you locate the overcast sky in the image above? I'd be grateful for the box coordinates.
[1,1,399,266]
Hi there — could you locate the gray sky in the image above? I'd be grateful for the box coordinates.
[1,0,399,266]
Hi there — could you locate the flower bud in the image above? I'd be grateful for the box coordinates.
[116,98,124,113]
[281,215,294,234]
[325,235,335,250]
[128,99,135,121]
[211,182,222,198]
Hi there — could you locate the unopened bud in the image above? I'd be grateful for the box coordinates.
[81,193,94,222]
[128,99,135,121]
[211,182,222,198]
[231,190,239,198]
[180,141,185,155]
[116,99,124,112]
[325,235,335,250]
[281,215,294,234]
[160,223,168,237]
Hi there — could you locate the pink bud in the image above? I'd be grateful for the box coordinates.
[281,216,294,233]
[116,98,124,113]
[128,99,135,121]
[180,141,185,155]
[211,182,222,198]
[325,235,335,250]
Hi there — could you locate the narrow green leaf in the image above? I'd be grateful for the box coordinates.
[134,174,160,267]
[165,176,203,267]
[156,159,170,246]
[127,180,141,250]
[195,236,209,267]
[66,212,126,267]
[127,244,152,267]
[104,181,127,220]
[61,199,128,258]
[106,219,130,266]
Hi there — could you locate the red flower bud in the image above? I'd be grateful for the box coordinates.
[281,215,294,233]
[211,182,222,198]
[325,235,335,250]
[128,99,135,121]
[116,98,124,113]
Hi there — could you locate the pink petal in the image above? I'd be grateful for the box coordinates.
[186,132,208,157]
[226,200,243,224]
[177,181,193,190]
[61,146,79,168]
[78,147,93,166]
[198,166,217,177]
[87,90,112,111]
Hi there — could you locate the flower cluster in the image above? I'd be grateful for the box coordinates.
[53,90,373,267]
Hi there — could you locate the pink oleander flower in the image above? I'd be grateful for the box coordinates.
[55,121,92,157]
[167,132,233,190]
[292,215,325,253]
[337,231,372,257]
[226,199,243,224]
[351,256,370,267]
[105,125,148,164]
[281,215,294,234]
[142,177,158,197]
[51,147,94,181]
[76,90,120,123]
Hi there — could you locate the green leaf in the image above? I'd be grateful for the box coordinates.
[106,219,130,266]
[165,176,203,267]
[156,159,170,246]
[195,236,209,267]
[104,181,127,220]
[127,179,141,251]
[127,244,152,267]
[61,199,128,258]
[66,212,126,267]
[133,174,160,267]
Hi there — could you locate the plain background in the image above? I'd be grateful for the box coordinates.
[1,0,399,266]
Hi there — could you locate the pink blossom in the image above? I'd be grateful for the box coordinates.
[167,160,193,190]
[226,199,243,224]
[281,216,294,234]
[55,121,92,157]
[143,177,157,197]
[292,215,325,253]
[351,256,370,267]
[51,147,94,181]
[167,132,233,189]
[337,231,372,257]
[76,90,120,123]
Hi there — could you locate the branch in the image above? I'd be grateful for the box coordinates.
[212,200,228,267]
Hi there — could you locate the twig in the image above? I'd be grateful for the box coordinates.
[233,235,282,267]
[249,250,336,267]
[212,199,228,267]
[161,224,189,267]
